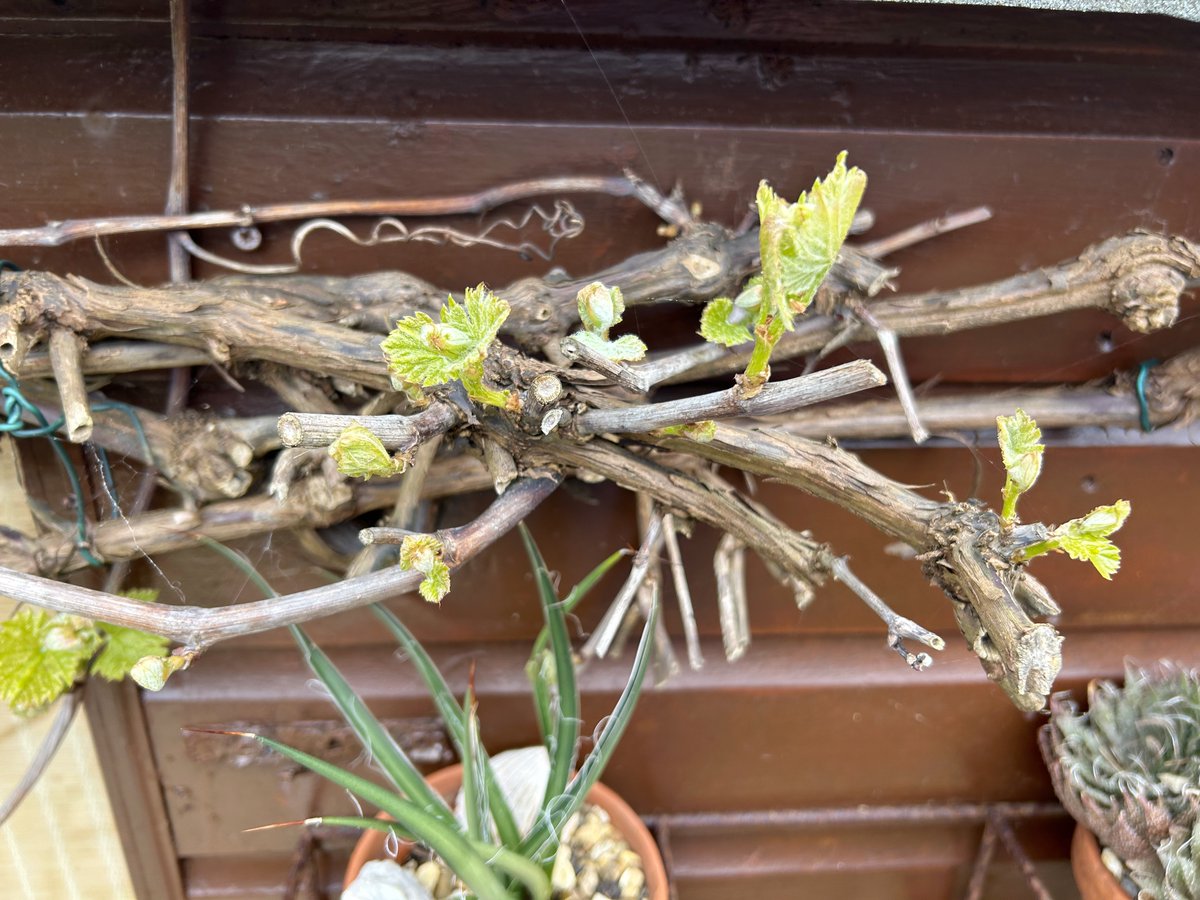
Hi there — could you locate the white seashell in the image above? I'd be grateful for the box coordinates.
[342,859,435,900]
[453,745,551,839]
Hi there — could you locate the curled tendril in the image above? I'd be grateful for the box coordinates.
[178,199,586,275]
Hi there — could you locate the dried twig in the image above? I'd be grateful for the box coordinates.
[662,513,704,670]
[848,300,928,443]
[15,380,266,501]
[574,361,887,436]
[648,421,1061,709]
[17,340,212,378]
[0,475,559,647]
[1,455,490,577]
[277,405,459,451]
[0,176,650,248]
[671,231,1200,383]
[964,820,998,900]
[986,808,1054,900]
[582,511,666,661]
[713,533,750,662]
[856,206,993,258]
[827,555,944,670]
[637,494,679,683]
[47,329,93,443]
[0,689,83,827]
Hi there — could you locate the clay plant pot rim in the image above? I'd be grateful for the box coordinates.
[343,762,669,899]
[1071,824,1133,900]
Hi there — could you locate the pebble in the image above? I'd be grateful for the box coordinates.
[618,867,646,898]
[415,861,442,895]
[551,852,577,893]
[576,864,600,896]
[378,801,648,900]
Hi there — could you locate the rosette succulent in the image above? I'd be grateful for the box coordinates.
[1040,664,1200,899]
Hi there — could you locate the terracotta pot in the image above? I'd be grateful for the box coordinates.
[1071,825,1132,900]
[343,763,669,899]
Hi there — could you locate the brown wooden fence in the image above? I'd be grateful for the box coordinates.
[1,2,1198,897]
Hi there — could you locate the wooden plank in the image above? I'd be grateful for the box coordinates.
[0,33,1196,139]
[141,628,1200,857]
[0,116,1196,382]
[0,0,1196,60]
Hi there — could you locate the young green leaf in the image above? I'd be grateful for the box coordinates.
[399,534,452,604]
[568,281,648,362]
[997,408,1045,522]
[381,284,510,389]
[741,152,866,390]
[757,152,866,330]
[1023,500,1131,580]
[93,589,170,682]
[699,298,752,348]
[659,420,717,443]
[93,625,169,682]
[328,423,407,480]
[0,609,89,714]
[568,330,648,362]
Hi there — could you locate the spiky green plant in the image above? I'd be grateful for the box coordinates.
[1040,664,1200,899]
[224,528,649,899]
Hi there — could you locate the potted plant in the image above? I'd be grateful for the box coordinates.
[1039,663,1200,900]
[212,526,668,900]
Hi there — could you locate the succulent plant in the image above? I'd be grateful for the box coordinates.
[1040,663,1200,899]
[222,527,651,900]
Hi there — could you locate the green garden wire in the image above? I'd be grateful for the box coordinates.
[1135,359,1159,433]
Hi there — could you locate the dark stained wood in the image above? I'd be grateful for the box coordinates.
[0,2,1194,896]
[0,115,1196,381]
[0,33,1196,139]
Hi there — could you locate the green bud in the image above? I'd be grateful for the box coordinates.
[399,534,451,604]
[130,652,190,692]
[328,423,406,480]
[42,615,96,652]
[577,282,625,337]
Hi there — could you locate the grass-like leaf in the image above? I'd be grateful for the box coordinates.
[231,731,511,900]
[462,683,490,844]
[289,625,456,826]
[370,605,522,850]
[520,596,658,865]
[529,547,628,663]
[314,817,549,900]
[518,525,580,812]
